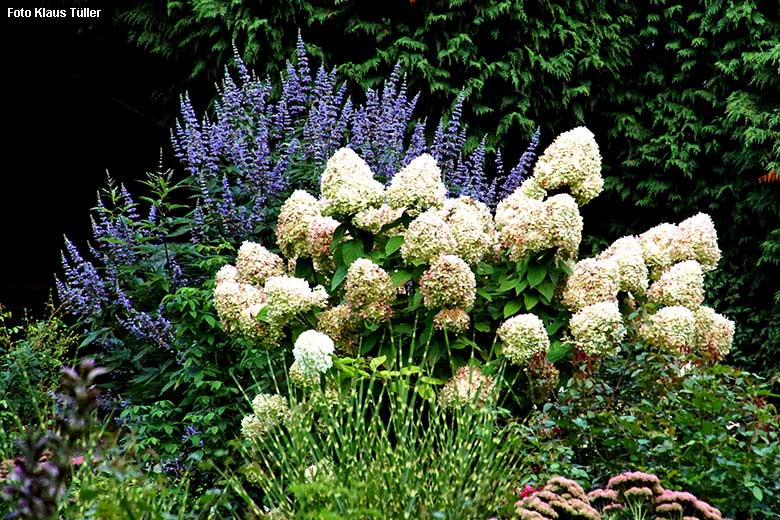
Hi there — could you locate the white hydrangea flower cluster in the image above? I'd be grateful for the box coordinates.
[597,236,649,296]
[343,258,396,322]
[495,191,582,262]
[532,127,603,205]
[400,209,457,265]
[316,303,362,353]
[561,258,620,311]
[264,275,329,325]
[276,190,322,259]
[307,215,341,260]
[638,223,680,280]
[639,306,697,351]
[647,260,705,308]
[241,393,290,443]
[213,264,268,340]
[433,307,471,333]
[441,197,498,265]
[288,360,321,389]
[353,204,405,235]
[568,301,626,356]
[693,306,734,358]
[497,313,550,365]
[419,255,476,310]
[320,147,385,216]
[293,329,336,377]
[674,213,721,271]
[235,241,286,286]
[519,177,547,200]
[438,366,495,409]
[386,154,447,215]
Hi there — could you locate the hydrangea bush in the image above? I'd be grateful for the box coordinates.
[217,127,735,418]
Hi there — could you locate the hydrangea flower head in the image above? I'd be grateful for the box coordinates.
[293,329,336,376]
[386,153,447,215]
[647,260,705,308]
[419,254,476,310]
[235,241,285,286]
[276,190,322,259]
[639,306,696,351]
[597,235,649,296]
[438,366,495,409]
[317,303,362,354]
[400,209,457,265]
[320,147,385,215]
[433,307,471,333]
[561,258,620,311]
[532,127,603,205]
[568,301,625,357]
[307,215,341,260]
[241,393,290,442]
[441,196,497,265]
[264,275,328,325]
[353,204,405,235]
[693,306,734,358]
[638,223,680,279]
[674,212,721,271]
[343,259,396,323]
[542,193,583,261]
[497,313,550,365]
[495,189,546,260]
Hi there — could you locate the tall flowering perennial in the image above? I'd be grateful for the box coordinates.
[532,126,603,205]
[386,153,447,215]
[497,314,550,366]
[319,147,385,215]
[419,255,476,310]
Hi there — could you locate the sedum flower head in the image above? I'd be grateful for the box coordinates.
[597,235,649,296]
[235,241,285,286]
[693,306,734,358]
[353,204,405,235]
[433,307,471,333]
[561,258,620,311]
[568,301,625,357]
[441,196,498,265]
[532,127,603,205]
[438,366,495,409]
[276,190,321,259]
[647,260,705,308]
[497,313,550,365]
[344,258,396,306]
[674,212,721,271]
[638,223,680,279]
[241,393,290,442]
[320,147,385,215]
[386,153,447,215]
[264,275,328,325]
[639,306,696,351]
[419,254,476,310]
[293,329,336,376]
[400,209,457,265]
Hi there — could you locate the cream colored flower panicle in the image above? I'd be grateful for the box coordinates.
[647,260,705,309]
[542,194,583,261]
[235,241,285,286]
[495,189,546,260]
[693,306,734,358]
[639,306,696,351]
[597,236,649,296]
[439,366,495,409]
[497,313,550,365]
[400,209,457,264]
[532,127,603,205]
[519,177,547,200]
[674,213,721,271]
[264,275,328,325]
[353,204,405,235]
[293,329,336,376]
[386,154,447,215]
[316,303,361,353]
[433,308,471,333]
[343,259,396,321]
[241,393,290,442]
[568,301,625,357]
[320,147,385,216]
[419,255,476,310]
[288,360,321,389]
[638,223,680,279]
[561,258,620,311]
[276,190,322,259]
[213,265,266,337]
[441,196,497,265]
[306,215,341,259]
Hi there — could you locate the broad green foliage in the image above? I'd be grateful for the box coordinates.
[119,0,780,374]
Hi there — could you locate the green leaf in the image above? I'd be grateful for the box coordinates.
[751,485,763,501]
[528,263,547,287]
[475,262,494,275]
[342,240,365,265]
[370,355,387,371]
[474,321,491,333]
[536,281,555,302]
[547,341,570,363]
[329,223,347,253]
[524,293,538,310]
[390,270,412,287]
[331,265,348,290]
[385,235,404,255]
[503,300,523,318]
